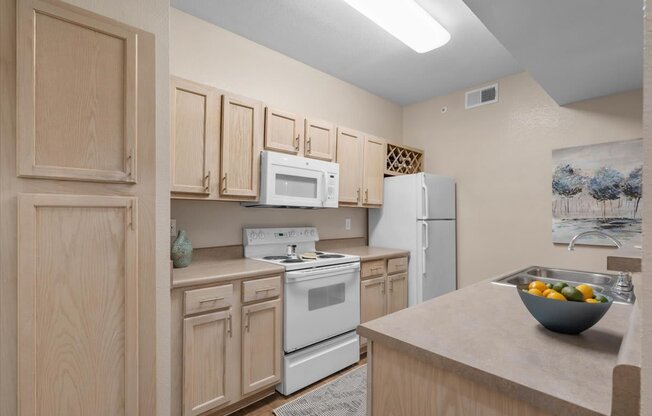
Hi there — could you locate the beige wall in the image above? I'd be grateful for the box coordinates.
[169,8,402,248]
[403,72,643,288]
[642,2,651,413]
[60,0,171,414]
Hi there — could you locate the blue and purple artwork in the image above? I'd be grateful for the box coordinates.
[552,139,643,249]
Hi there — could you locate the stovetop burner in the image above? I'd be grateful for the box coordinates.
[263,255,290,260]
[318,254,345,259]
[281,258,305,263]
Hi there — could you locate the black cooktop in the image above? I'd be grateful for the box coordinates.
[318,254,345,259]
[263,255,290,260]
[281,258,304,263]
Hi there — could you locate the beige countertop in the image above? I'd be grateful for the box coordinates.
[331,246,410,261]
[358,279,635,416]
[172,254,285,289]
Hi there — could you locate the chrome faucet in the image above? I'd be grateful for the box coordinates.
[567,231,634,295]
[567,230,622,251]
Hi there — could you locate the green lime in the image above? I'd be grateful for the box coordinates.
[561,286,584,302]
[546,283,553,289]
[594,294,609,303]
[553,282,568,293]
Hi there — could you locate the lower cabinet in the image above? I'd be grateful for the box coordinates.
[183,310,235,416]
[361,277,387,325]
[242,299,282,395]
[174,275,283,416]
[387,272,408,314]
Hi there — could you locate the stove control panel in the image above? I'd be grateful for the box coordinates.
[243,227,319,246]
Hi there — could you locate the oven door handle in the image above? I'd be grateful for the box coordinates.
[285,263,360,283]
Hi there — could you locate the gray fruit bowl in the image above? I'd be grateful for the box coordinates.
[517,285,612,335]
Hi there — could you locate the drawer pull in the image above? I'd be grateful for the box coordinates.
[198,296,224,304]
[371,266,383,271]
[254,287,276,293]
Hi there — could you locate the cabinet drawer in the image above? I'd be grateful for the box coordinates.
[184,284,234,316]
[242,275,282,303]
[361,259,386,279]
[387,257,408,274]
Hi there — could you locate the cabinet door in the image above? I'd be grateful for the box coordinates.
[241,299,282,395]
[170,77,218,195]
[387,273,408,315]
[264,107,302,155]
[304,118,336,161]
[183,310,234,416]
[360,276,387,346]
[17,0,137,183]
[362,136,386,207]
[17,194,138,416]
[220,94,262,198]
[336,127,363,205]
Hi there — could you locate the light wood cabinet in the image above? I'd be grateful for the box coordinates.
[17,194,139,415]
[336,127,364,205]
[17,0,138,183]
[362,136,386,206]
[170,77,219,195]
[183,310,235,416]
[387,272,408,314]
[305,118,336,161]
[241,299,282,395]
[361,276,387,325]
[220,93,263,199]
[264,107,303,155]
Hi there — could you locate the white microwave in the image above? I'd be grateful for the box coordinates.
[243,151,339,208]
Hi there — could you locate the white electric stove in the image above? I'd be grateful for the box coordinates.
[243,227,361,395]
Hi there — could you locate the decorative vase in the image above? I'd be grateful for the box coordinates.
[171,229,192,268]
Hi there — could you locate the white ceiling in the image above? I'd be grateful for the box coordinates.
[463,0,643,105]
[170,0,523,105]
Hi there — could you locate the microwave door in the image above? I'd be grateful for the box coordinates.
[269,165,323,207]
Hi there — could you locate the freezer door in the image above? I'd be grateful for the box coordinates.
[417,220,456,302]
[417,173,456,220]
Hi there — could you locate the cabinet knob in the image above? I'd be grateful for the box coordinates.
[204,170,211,192]
[306,137,312,153]
[295,134,300,151]
[222,173,228,192]
[365,189,369,203]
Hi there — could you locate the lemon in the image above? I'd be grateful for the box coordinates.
[528,281,547,293]
[542,288,554,297]
[527,288,544,297]
[546,291,567,301]
[576,284,593,300]
[585,298,599,304]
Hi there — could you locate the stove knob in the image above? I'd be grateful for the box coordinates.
[310,229,316,236]
[288,231,296,237]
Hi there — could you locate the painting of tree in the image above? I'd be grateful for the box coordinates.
[587,167,623,217]
[622,167,642,218]
[552,164,584,214]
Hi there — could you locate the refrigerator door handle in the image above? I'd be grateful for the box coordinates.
[421,177,429,219]
[422,222,429,277]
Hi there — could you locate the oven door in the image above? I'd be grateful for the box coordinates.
[284,262,360,352]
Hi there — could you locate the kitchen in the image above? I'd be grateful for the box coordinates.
[0,1,650,416]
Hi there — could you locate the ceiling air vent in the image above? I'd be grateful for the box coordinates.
[465,83,498,109]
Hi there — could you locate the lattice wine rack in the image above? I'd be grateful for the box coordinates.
[385,143,424,176]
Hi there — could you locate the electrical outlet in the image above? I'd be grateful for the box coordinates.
[170,219,177,237]
[345,218,351,231]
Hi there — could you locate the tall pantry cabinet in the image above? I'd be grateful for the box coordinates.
[1,0,157,415]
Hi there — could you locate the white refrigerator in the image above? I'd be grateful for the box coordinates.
[369,173,456,306]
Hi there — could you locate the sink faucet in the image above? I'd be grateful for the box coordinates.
[567,230,622,251]
[567,231,634,295]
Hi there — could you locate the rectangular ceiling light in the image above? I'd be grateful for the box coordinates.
[342,0,450,53]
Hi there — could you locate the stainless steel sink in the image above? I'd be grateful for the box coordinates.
[492,266,636,304]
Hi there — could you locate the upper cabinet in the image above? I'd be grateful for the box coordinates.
[220,93,263,199]
[304,118,336,162]
[170,77,219,195]
[264,107,303,155]
[336,127,364,205]
[17,0,138,183]
[362,136,386,207]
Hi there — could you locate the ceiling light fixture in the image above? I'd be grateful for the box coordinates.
[342,0,451,53]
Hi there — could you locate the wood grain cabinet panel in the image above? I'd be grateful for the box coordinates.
[241,299,282,395]
[17,0,138,183]
[264,107,302,155]
[183,310,234,416]
[387,272,408,314]
[170,77,219,195]
[17,194,138,416]
[336,127,364,205]
[360,276,386,347]
[304,118,335,161]
[362,136,386,207]
[220,94,263,199]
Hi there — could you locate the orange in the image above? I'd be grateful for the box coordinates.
[527,288,544,297]
[546,291,567,301]
[576,284,594,300]
[542,288,554,297]
[528,281,547,293]
[585,298,599,304]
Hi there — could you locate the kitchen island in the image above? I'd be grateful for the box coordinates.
[357,274,640,416]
